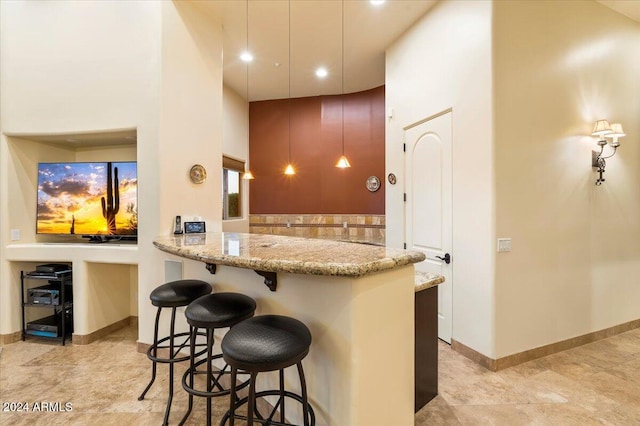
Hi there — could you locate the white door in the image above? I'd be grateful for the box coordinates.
[405,111,453,343]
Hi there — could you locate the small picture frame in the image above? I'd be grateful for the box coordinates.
[184,221,206,234]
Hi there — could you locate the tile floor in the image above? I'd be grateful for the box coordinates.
[2,324,640,425]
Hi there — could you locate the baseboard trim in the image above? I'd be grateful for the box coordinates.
[72,316,136,345]
[137,341,151,355]
[452,318,640,371]
[0,331,22,345]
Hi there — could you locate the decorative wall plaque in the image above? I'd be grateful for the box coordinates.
[366,176,381,192]
[189,164,207,184]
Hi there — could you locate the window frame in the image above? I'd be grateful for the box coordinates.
[222,156,245,221]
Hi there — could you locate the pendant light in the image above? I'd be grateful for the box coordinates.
[335,0,351,169]
[242,0,255,180]
[284,0,296,175]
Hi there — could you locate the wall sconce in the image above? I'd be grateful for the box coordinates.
[591,119,625,186]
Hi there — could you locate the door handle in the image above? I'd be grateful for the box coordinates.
[436,253,451,264]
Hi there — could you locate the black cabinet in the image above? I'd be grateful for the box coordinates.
[415,286,438,411]
[21,269,73,345]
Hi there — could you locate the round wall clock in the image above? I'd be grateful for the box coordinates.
[189,164,207,184]
[366,175,381,192]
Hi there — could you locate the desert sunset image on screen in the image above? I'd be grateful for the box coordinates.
[37,162,137,236]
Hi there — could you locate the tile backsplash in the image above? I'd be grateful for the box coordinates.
[249,214,385,242]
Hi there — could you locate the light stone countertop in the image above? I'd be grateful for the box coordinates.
[153,232,425,277]
[415,271,446,292]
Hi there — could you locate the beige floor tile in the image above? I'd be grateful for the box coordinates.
[450,404,539,425]
[415,401,461,425]
[578,371,640,406]
[5,323,640,425]
[510,370,619,412]
[439,373,529,406]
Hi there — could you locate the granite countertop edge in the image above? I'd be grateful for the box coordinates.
[153,233,426,278]
[414,271,446,292]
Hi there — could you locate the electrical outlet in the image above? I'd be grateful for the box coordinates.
[497,238,511,252]
[286,221,291,228]
[11,229,21,241]
[343,221,348,229]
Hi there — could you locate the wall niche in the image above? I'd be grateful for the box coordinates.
[5,128,138,244]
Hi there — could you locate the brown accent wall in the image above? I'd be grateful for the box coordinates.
[249,86,385,214]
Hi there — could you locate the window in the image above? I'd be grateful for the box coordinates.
[222,156,244,220]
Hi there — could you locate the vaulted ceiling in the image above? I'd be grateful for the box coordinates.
[201,0,640,102]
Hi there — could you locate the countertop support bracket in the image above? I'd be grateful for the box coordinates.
[205,263,217,274]
[255,270,277,291]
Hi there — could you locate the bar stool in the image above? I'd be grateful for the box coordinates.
[138,279,212,426]
[179,292,257,426]
[220,315,315,426]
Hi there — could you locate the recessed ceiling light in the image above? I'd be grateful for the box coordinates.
[370,0,385,5]
[66,139,78,142]
[315,67,328,78]
[240,51,253,62]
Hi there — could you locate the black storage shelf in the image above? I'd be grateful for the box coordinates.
[21,269,73,345]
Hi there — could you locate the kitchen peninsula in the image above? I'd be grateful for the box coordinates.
[153,232,426,426]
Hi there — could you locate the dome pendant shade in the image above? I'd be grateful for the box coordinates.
[335,155,351,168]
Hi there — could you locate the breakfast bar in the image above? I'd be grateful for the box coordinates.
[153,232,427,425]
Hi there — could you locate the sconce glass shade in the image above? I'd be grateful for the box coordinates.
[592,119,612,137]
[335,155,351,168]
[284,164,296,175]
[243,170,255,180]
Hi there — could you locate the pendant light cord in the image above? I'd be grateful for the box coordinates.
[246,0,249,101]
[288,0,292,164]
[341,0,345,157]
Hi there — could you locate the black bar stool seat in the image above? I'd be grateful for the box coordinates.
[139,279,212,426]
[220,315,315,426]
[150,279,213,307]
[179,292,257,426]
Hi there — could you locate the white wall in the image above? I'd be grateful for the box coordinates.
[222,84,250,233]
[0,0,161,336]
[389,0,640,361]
[386,0,495,357]
[493,0,640,357]
[0,0,225,344]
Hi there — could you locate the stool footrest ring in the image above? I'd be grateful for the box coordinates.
[181,360,251,398]
[220,390,316,426]
[146,331,209,363]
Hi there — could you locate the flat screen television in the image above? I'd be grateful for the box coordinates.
[36,161,137,241]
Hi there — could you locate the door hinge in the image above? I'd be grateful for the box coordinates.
[403,143,406,152]
[403,193,407,202]
[403,243,407,249]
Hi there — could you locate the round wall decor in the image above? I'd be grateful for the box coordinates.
[366,175,381,192]
[189,164,207,184]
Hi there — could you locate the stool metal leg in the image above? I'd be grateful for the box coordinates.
[280,369,285,423]
[162,307,177,426]
[228,367,238,426]
[206,327,214,426]
[247,372,257,425]
[139,307,162,401]
[179,325,197,426]
[297,362,310,426]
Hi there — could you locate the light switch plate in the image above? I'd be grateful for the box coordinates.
[497,238,511,252]
[10,229,20,241]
